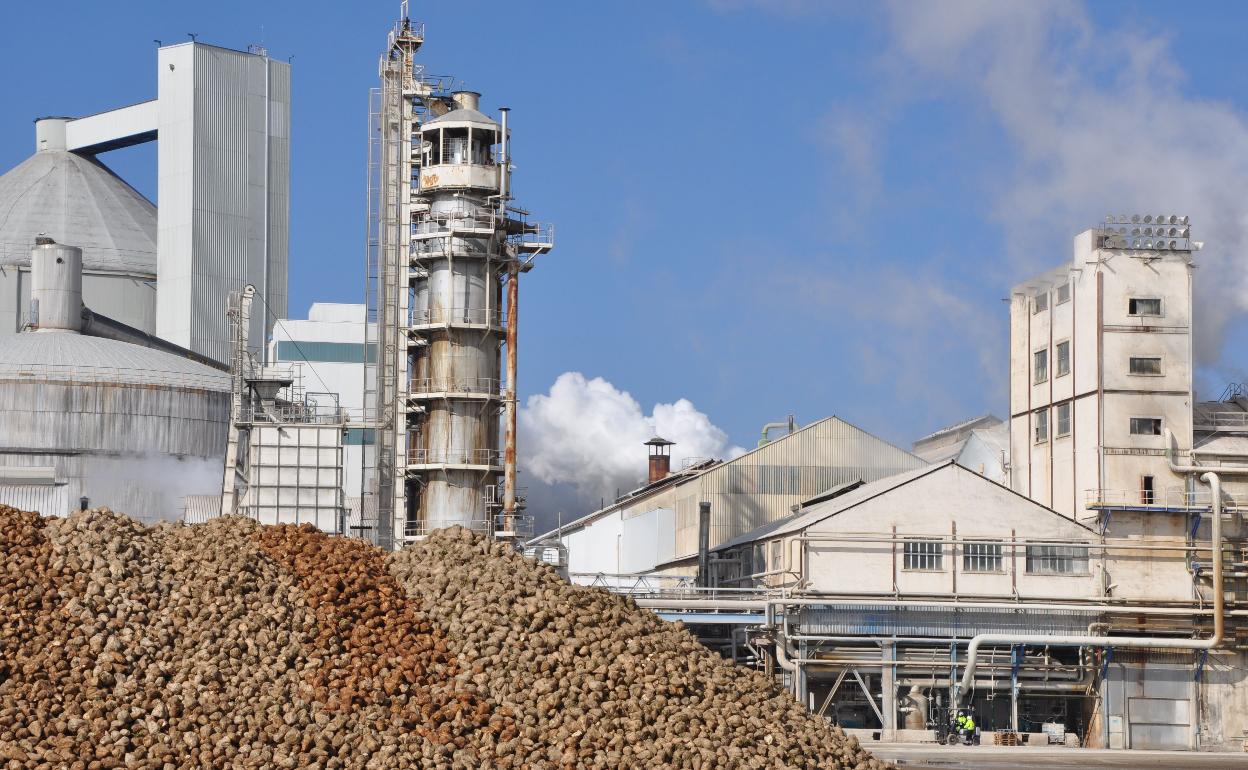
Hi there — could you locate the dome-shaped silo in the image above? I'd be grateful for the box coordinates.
[0,330,230,521]
[0,118,158,336]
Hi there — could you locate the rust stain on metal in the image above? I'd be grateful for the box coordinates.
[502,261,519,520]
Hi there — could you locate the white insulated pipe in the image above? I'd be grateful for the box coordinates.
[1165,427,1248,474]
[29,238,82,333]
[634,596,1244,617]
[954,472,1226,704]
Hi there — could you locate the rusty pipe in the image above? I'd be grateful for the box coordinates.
[502,260,518,520]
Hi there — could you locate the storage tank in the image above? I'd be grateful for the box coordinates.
[0,117,158,336]
[0,240,229,520]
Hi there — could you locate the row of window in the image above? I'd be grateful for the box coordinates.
[1033,346,1162,384]
[902,540,1090,575]
[1032,405,1162,443]
[1032,283,1072,313]
[1032,287,1162,318]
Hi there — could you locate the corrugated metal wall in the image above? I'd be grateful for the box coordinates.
[671,416,925,557]
[0,484,69,516]
[157,44,290,364]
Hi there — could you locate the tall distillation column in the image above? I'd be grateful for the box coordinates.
[367,7,552,546]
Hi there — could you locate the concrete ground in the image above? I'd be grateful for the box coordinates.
[872,744,1248,769]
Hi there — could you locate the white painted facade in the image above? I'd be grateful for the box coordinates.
[1009,229,1198,518]
[717,462,1101,602]
[157,43,290,363]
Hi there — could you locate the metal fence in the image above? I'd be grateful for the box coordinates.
[408,307,504,328]
[407,448,502,467]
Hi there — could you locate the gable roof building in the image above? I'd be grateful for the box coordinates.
[529,415,926,585]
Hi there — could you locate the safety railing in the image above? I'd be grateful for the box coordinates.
[494,514,534,538]
[510,221,555,252]
[568,573,787,601]
[1194,410,1248,429]
[240,404,348,426]
[402,516,491,539]
[409,377,503,396]
[412,207,497,234]
[408,307,504,328]
[1085,487,1234,510]
[0,360,224,390]
[409,237,494,258]
[407,448,502,467]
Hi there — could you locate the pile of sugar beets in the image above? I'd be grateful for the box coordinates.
[0,505,894,769]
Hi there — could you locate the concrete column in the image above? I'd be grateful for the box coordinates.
[882,641,897,739]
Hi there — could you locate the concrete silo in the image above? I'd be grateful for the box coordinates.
[0,239,230,521]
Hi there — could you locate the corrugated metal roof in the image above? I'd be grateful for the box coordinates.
[0,332,230,391]
[0,150,156,274]
[530,414,925,546]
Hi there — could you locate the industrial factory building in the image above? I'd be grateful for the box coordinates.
[362,19,553,550]
[0,239,230,520]
[0,40,291,521]
[710,461,1104,739]
[531,415,926,585]
[0,41,289,361]
[588,218,1248,753]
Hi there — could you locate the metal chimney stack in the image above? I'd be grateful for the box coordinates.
[646,436,675,484]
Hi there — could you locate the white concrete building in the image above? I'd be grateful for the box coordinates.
[1001,220,1248,751]
[1008,227,1200,516]
[269,303,370,501]
[712,462,1104,743]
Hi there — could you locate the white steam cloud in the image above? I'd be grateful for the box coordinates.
[874,0,1248,364]
[519,372,746,506]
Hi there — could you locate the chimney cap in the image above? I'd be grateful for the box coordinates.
[34,234,56,245]
[645,435,674,447]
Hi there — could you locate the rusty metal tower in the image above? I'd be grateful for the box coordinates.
[365,4,552,547]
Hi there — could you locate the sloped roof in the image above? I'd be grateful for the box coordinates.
[528,414,923,545]
[424,107,498,127]
[713,460,1093,550]
[0,332,229,391]
[0,149,157,275]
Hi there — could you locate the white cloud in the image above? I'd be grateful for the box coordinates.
[876,0,1248,364]
[518,372,746,507]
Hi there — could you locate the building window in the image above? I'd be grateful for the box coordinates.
[1055,282,1071,305]
[1129,298,1162,316]
[1034,349,1048,383]
[769,540,781,571]
[1025,544,1089,575]
[903,539,943,571]
[1130,417,1162,436]
[1129,357,1162,375]
[1141,475,1156,505]
[1055,341,1070,377]
[1055,402,1071,437]
[963,541,1004,573]
[752,544,765,575]
[1034,409,1049,443]
[1033,292,1049,314]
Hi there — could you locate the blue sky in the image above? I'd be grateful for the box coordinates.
[5,1,1248,514]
